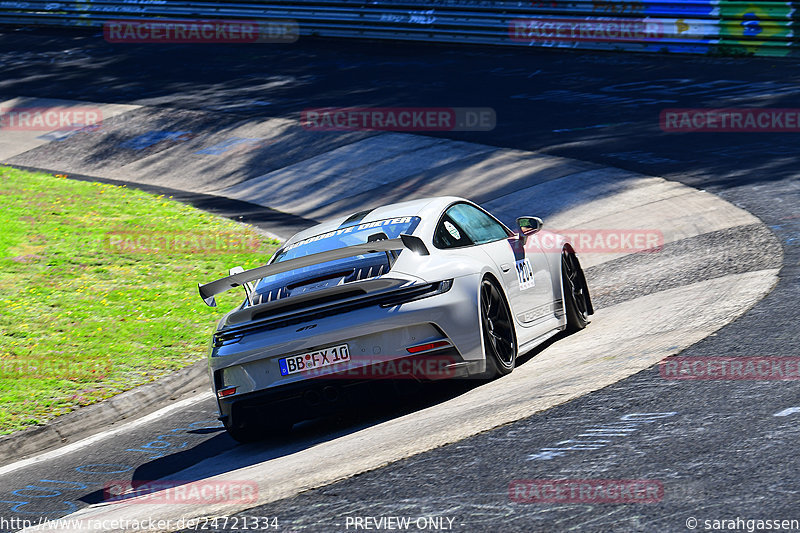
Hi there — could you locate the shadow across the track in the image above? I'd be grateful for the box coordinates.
[76,333,569,506]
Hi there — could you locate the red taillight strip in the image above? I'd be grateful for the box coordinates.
[406,340,452,354]
[217,386,237,398]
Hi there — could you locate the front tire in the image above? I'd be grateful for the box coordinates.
[480,278,517,378]
[561,248,592,332]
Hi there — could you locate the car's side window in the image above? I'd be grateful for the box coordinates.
[433,214,473,249]
[445,203,510,245]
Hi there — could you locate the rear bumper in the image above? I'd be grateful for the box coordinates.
[208,274,483,419]
[218,348,467,428]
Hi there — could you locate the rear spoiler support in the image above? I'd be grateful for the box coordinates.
[198,234,428,307]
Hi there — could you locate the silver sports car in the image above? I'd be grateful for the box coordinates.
[199,196,592,442]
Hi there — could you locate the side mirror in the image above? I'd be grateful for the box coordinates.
[516,216,543,237]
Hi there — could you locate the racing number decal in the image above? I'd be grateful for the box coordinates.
[516,258,535,291]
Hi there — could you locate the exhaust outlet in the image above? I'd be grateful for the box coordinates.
[303,389,322,407]
[322,385,340,403]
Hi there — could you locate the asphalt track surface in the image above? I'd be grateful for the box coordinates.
[0,28,798,532]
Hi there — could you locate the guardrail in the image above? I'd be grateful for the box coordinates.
[0,1,795,56]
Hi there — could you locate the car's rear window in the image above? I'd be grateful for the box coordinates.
[250,216,421,299]
[273,216,421,263]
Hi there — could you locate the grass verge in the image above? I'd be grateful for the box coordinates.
[0,166,279,435]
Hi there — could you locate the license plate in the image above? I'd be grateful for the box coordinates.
[278,344,350,376]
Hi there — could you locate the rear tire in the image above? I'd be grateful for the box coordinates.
[480,278,517,378]
[561,249,592,332]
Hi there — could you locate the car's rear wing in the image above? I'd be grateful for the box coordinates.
[198,234,429,307]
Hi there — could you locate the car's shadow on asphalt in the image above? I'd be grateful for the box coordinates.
[79,330,569,505]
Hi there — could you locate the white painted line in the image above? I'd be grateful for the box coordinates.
[0,392,213,477]
[773,407,800,417]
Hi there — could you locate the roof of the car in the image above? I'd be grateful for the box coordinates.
[283,196,463,245]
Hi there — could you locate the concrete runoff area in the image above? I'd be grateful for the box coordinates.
[1,97,780,532]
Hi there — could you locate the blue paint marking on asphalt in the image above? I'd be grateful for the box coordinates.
[37,130,78,142]
[126,433,188,459]
[0,420,221,516]
[39,480,93,490]
[74,464,133,475]
[140,440,171,449]
[769,224,800,245]
[0,419,224,523]
[0,499,76,515]
[196,136,262,155]
[37,124,102,142]
[11,488,62,497]
[154,435,187,447]
[120,131,192,150]
[124,448,167,459]
[0,500,29,513]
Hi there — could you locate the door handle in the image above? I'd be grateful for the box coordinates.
[500,263,511,272]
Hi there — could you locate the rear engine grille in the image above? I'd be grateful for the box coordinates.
[213,282,442,347]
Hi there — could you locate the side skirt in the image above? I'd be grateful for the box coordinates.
[517,321,563,357]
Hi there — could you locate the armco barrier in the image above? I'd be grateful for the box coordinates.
[0,1,795,56]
